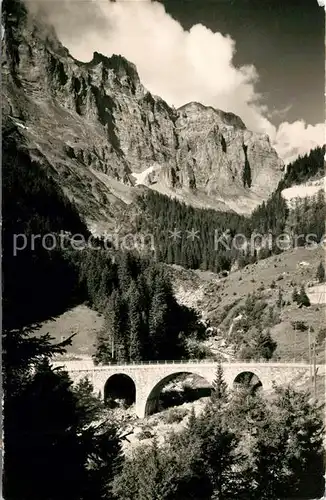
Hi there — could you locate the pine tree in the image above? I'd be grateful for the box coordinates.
[95,289,128,364]
[94,328,112,365]
[292,286,299,303]
[127,280,143,362]
[148,277,168,359]
[73,376,103,427]
[276,288,283,308]
[113,438,169,500]
[83,421,123,500]
[316,261,325,283]
[252,328,277,361]
[298,284,311,307]
[186,406,198,434]
[3,326,123,500]
[137,438,164,499]
[197,414,243,499]
[276,387,324,498]
[211,363,228,405]
[253,386,325,499]
[117,253,133,292]
[266,305,275,326]
[242,144,252,188]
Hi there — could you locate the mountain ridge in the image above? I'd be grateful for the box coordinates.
[2,0,284,232]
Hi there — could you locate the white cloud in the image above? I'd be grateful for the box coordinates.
[273,121,325,164]
[317,0,325,8]
[33,0,324,164]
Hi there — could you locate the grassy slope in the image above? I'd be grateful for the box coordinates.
[167,246,325,364]
[37,304,104,359]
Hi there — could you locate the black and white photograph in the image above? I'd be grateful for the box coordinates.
[2,0,326,498]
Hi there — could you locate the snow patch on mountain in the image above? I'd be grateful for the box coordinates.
[132,165,156,186]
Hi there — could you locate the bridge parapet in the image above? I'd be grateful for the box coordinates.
[52,358,316,369]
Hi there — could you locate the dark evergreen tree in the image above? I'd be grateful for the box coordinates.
[83,422,123,500]
[109,289,129,362]
[292,286,299,303]
[117,253,133,292]
[113,437,179,500]
[195,411,244,499]
[127,280,143,362]
[94,289,128,364]
[186,406,198,435]
[3,325,123,500]
[242,144,252,188]
[252,386,325,499]
[252,328,277,360]
[94,326,113,366]
[148,277,169,359]
[298,284,311,307]
[237,324,277,362]
[73,376,104,427]
[316,260,325,283]
[211,363,228,406]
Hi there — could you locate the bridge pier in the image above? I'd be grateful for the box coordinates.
[135,400,147,419]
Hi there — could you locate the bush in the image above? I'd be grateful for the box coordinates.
[298,285,311,307]
[316,327,326,345]
[164,407,188,424]
[291,321,308,332]
[138,429,154,441]
[238,327,277,361]
[186,340,215,360]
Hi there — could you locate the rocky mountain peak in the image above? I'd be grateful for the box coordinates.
[177,102,246,130]
[90,53,140,83]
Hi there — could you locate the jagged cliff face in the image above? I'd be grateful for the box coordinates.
[172,103,283,212]
[2,0,284,230]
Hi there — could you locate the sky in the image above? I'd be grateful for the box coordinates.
[30,0,325,164]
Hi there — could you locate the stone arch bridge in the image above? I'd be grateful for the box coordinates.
[52,360,324,418]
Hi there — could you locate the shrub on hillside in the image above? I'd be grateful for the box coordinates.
[292,285,311,307]
[164,407,188,424]
[185,340,215,360]
[291,321,308,332]
[298,285,311,307]
[316,261,325,283]
[238,327,277,361]
[138,428,154,441]
[316,327,326,345]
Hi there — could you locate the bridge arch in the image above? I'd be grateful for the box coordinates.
[143,371,211,417]
[104,373,136,409]
[233,371,263,394]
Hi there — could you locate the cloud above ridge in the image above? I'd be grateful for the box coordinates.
[32,0,324,164]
